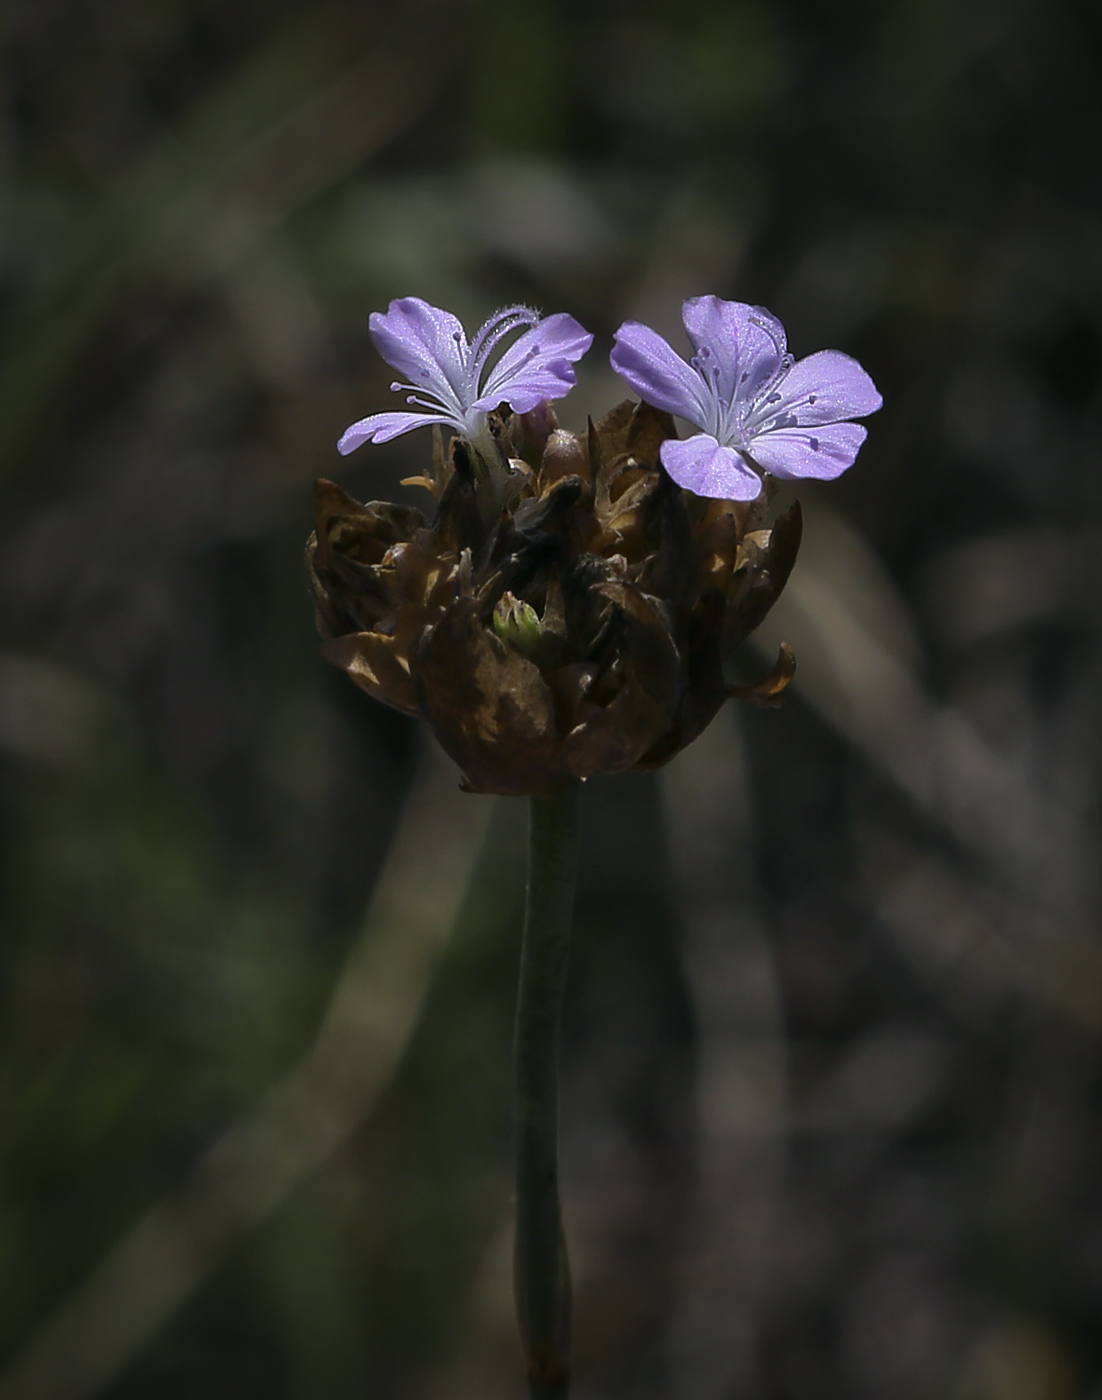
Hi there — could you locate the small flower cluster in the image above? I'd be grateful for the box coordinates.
[308,295,881,794]
[339,295,880,500]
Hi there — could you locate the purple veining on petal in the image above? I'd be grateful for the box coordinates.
[661,434,762,501]
[609,295,881,499]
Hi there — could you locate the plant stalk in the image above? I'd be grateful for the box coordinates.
[513,779,580,1400]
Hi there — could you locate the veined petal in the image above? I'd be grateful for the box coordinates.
[681,296,786,404]
[368,298,469,410]
[660,433,763,501]
[479,312,593,404]
[747,349,882,431]
[748,421,868,481]
[610,321,709,425]
[471,362,579,414]
[338,409,461,455]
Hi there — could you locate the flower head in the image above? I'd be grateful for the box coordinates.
[610,296,882,501]
[338,297,593,460]
[308,400,802,795]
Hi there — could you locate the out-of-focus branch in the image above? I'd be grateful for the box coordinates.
[0,4,450,478]
[661,708,787,1400]
[754,502,1102,1024]
[0,739,494,1400]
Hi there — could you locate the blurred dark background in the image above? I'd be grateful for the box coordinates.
[2,0,1102,1397]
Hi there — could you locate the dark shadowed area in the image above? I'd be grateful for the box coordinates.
[2,0,1101,1397]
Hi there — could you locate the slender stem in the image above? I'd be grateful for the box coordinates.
[514,779,581,1400]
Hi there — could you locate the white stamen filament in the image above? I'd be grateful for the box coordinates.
[467,306,540,398]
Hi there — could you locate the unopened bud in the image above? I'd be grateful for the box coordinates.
[516,400,560,461]
[539,429,589,486]
[493,592,543,659]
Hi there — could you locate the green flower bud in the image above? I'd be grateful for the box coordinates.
[493,592,544,660]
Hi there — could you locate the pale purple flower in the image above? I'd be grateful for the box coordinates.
[610,296,882,501]
[338,297,593,457]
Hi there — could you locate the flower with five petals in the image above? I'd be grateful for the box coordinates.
[610,296,882,501]
[338,297,593,463]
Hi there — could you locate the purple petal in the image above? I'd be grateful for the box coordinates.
[368,297,468,406]
[747,421,868,481]
[749,349,882,430]
[479,313,593,408]
[660,434,763,501]
[472,365,577,415]
[338,410,458,454]
[610,321,709,425]
[681,296,786,403]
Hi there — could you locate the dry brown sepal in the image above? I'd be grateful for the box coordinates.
[306,401,802,795]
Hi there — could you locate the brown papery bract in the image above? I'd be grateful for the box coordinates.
[306,401,802,795]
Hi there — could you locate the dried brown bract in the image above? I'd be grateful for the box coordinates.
[306,402,801,795]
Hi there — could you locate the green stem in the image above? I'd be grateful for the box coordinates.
[514,779,580,1400]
